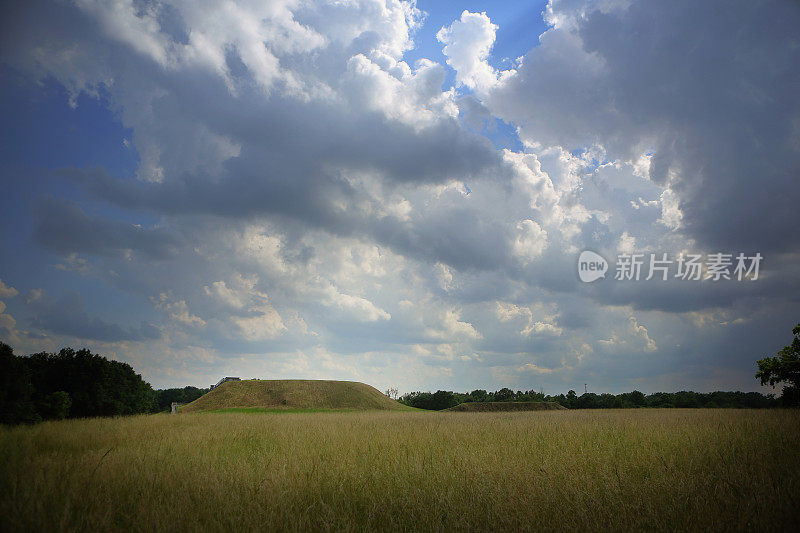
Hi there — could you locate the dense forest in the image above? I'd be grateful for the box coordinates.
[399,388,782,411]
[0,343,207,424]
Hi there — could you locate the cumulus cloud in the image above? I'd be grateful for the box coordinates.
[1,0,798,394]
[424,309,481,341]
[153,293,206,328]
[512,219,548,264]
[0,280,19,338]
[322,284,391,323]
[437,10,505,95]
[0,279,18,299]
[488,0,800,253]
[495,302,562,337]
[204,280,248,309]
[231,304,287,341]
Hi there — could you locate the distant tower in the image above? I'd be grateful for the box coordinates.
[584,383,588,394]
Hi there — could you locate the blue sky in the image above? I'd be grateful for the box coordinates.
[405,1,547,67]
[1,75,152,325]
[1,0,798,393]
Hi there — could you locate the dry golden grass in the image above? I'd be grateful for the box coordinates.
[1,409,798,532]
[445,401,566,411]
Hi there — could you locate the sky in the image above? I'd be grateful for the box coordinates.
[1,0,798,393]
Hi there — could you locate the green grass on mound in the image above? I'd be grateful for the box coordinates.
[445,401,567,412]
[198,407,364,414]
[180,379,412,412]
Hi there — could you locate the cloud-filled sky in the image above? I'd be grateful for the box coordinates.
[1,0,798,392]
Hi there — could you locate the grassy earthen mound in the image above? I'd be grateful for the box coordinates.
[181,379,411,412]
[445,401,567,412]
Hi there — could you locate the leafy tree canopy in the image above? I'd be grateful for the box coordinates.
[756,323,800,406]
[0,343,155,423]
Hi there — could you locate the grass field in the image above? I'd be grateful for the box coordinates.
[1,409,799,531]
[445,401,566,412]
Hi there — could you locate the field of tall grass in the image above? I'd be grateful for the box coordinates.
[1,409,798,531]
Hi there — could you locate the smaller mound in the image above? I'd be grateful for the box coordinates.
[446,401,567,412]
[181,379,411,412]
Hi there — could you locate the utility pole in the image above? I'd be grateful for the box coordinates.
[584,383,588,394]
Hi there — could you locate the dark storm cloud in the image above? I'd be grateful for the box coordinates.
[6,0,515,274]
[63,164,519,273]
[28,290,160,342]
[517,242,800,315]
[371,207,513,272]
[60,98,502,214]
[490,0,800,254]
[33,197,178,259]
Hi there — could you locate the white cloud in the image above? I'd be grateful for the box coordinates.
[631,197,659,210]
[204,280,246,309]
[231,303,286,341]
[75,0,172,67]
[434,263,455,291]
[658,188,683,230]
[153,293,206,328]
[497,301,563,338]
[617,231,636,254]
[322,284,391,323]
[344,54,458,128]
[512,219,548,264]
[424,309,481,341]
[0,279,18,299]
[437,10,512,95]
[629,316,657,352]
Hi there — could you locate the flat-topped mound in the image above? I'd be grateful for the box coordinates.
[445,401,567,412]
[181,379,411,412]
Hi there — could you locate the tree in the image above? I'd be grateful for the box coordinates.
[398,390,458,410]
[430,390,458,410]
[525,389,546,402]
[0,342,38,424]
[39,391,71,420]
[576,393,599,409]
[468,389,488,402]
[494,387,515,402]
[756,323,800,406]
[619,390,646,407]
[566,390,577,408]
[24,347,154,417]
[1,344,155,423]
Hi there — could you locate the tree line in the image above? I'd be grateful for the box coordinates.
[400,323,800,411]
[398,388,781,411]
[0,343,207,424]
